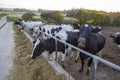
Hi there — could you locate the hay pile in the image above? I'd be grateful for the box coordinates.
[9,24,66,80]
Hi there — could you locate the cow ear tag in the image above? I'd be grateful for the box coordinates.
[84,24,89,27]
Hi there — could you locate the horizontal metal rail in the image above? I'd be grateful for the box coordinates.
[40,31,120,71]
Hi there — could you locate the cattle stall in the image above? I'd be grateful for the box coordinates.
[17,22,120,80]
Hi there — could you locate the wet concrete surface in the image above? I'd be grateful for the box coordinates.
[0,22,14,80]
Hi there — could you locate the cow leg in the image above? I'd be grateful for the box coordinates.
[61,53,66,68]
[71,51,74,58]
[50,52,56,60]
[86,58,93,75]
[65,49,69,56]
[68,47,72,57]
[98,50,102,57]
[79,54,85,73]
[75,51,79,63]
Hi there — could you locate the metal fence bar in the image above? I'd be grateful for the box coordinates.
[68,47,72,80]
[91,59,98,80]
[55,39,58,61]
[40,31,120,72]
[0,16,7,29]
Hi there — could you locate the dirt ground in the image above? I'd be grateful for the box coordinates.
[59,27,120,80]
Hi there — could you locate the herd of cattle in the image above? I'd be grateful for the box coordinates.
[14,19,120,74]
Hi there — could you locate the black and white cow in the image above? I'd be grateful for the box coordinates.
[32,24,74,44]
[31,30,80,66]
[110,32,120,48]
[14,19,27,32]
[77,22,106,74]
[22,21,43,34]
[14,19,23,25]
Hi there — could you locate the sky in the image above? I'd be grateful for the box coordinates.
[0,0,120,12]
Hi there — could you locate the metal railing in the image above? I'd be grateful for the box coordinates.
[0,16,7,29]
[39,30,120,80]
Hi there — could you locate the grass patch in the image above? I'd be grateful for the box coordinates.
[63,17,78,24]
[9,24,66,80]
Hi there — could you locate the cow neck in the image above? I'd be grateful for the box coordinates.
[40,39,46,50]
[45,38,55,50]
[86,32,93,44]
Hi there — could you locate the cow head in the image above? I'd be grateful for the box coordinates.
[92,26,103,33]
[72,23,80,29]
[110,32,120,48]
[31,39,46,59]
[78,22,92,48]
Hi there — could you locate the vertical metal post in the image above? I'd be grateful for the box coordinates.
[91,59,98,80]
[68,47,72,80]
[55,39,58,61]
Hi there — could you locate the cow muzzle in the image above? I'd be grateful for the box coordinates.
[78,38,86,47]
[117,45,120,48]
[31,54,36,59]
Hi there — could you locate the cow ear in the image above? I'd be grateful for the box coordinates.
[110,34,117,38]
[110,35,114,37]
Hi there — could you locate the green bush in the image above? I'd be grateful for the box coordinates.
[22,12,36,20]
[41,11,63,23]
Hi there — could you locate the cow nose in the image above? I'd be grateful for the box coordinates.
[30,53,35,59]
[31,55,36,59]
[78,37,86,43]
[30,54,33,58]
[78,38,86,47]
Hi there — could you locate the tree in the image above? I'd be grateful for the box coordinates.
[41,12,53,21]
[41,11,63,23]
[75,10,89,23]
[112,15,120,27]
[22,12,36,20]
[75,9,112,26]
[52,11,63,23]
[66,9,78,17]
